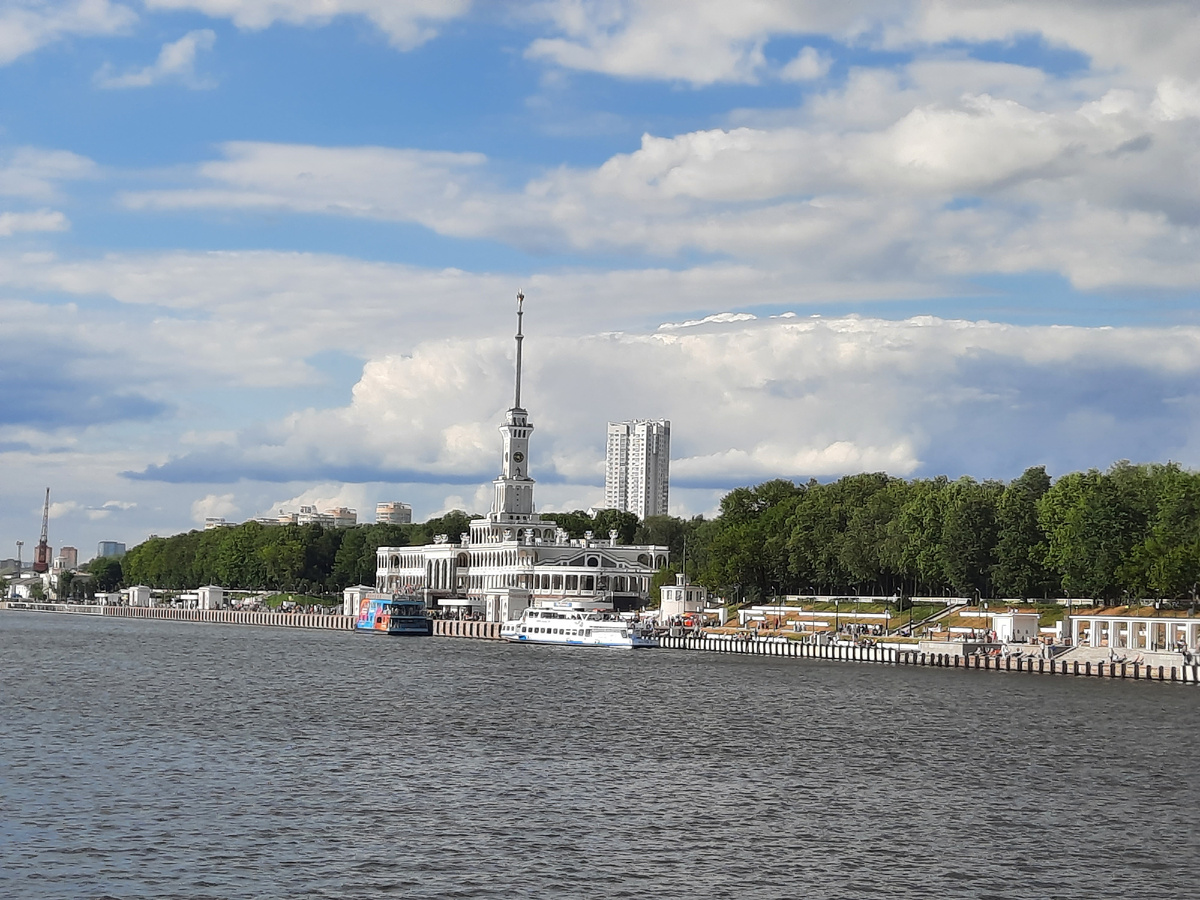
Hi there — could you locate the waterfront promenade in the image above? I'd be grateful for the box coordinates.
[5,601,1195,683]
[1,601,500,638]
[2,601,353,631]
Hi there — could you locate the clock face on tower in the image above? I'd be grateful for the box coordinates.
[513,451,525,463]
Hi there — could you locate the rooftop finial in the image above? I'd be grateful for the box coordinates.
[514,291,525,409]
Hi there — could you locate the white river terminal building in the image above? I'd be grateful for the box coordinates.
[375,294,669,623]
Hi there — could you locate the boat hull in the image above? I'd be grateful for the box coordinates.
[355,596,433,636]
[356,621,434,636]
[502,633,657,649]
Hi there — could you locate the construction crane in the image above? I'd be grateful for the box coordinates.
[33,488,50,574]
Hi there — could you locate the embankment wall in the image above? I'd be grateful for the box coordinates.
[657,634,1200,684]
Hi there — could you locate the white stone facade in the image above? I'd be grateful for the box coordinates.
[604,419,670,519]
[375,295,668,622]
[659,573,707,620]
[197,585,224,610]
[1069,614,1200,652]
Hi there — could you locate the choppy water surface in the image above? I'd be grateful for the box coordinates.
[2,611,1197,899]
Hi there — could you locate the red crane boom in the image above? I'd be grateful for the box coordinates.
[33,488,50,574]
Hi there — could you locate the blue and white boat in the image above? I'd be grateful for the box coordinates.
[501,602,657,649]
[354,595,433,636]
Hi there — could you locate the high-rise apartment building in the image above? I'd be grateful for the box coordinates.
[376,501,413,525]
[604,419,671,519]
[97,541,126,559]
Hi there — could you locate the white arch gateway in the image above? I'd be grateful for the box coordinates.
[375,294,668,623]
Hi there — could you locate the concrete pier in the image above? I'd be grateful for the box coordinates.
[3,601,352,630]
[4,601,503,638]
[433,619,503,640]
[654,634,1200,684]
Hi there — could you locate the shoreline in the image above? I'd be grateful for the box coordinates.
[5,601,1195,683]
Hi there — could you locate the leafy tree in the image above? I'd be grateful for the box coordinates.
[1040,467,1142,600]
[701,479,803,601]
[333,524,410,588]
[88,556,124,592]
[539,510,594,539]
[416,510,477,543]
[891,477,950,595]
[940,477,1002,596]
[993,466,1053,598]
[591,508,640,544]
[260,536,306,590]
[1126,464,1200,599]
[634,515,687,558]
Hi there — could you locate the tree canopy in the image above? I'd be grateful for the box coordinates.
[113,462,1200,603]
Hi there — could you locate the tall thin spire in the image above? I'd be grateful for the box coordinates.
[513,291,525,410]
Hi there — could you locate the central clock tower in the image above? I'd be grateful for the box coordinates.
[490,292,536,521]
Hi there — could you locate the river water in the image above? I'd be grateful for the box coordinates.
[2,611,1197,899]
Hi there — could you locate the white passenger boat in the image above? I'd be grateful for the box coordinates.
[501,603,657,649]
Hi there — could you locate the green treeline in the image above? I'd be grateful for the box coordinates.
[114,461,1200,603]
[676,462,1200,604]
[121,510,478,592]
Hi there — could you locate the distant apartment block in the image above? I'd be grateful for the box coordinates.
[376,501,413,525]
[604,419,671,519]
[97,541,126,559]
[271,505,358,528]
[204,517,232,530]
[53,546,78,570]
[326,507,358,528]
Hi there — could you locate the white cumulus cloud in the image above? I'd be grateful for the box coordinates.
[115,74,1200,290]
[780,46,831,82]
[0,147,96,200]
[191,492,238,523]
[94,29,216,89]
[0,0,135,66]
[124,315,1200,501]
[0,208,67,235]
[142,0,471,50]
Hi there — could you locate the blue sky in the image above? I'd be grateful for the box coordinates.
[3,0,1200,560]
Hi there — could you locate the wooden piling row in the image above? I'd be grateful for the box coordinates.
[654,635,1198,684]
